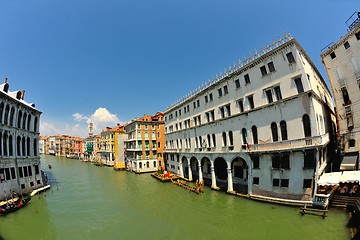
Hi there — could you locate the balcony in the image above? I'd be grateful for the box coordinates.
[247,133,330,153]
[339,78,347,89]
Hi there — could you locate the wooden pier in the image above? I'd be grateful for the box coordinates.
[299,204,328,218]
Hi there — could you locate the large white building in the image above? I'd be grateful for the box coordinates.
[0,78,44,199]
[321,12,360,171]
[164,34,337,200]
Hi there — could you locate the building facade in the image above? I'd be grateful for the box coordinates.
[164,34,337,200]
[125,112,165,173]
[321,12,360,171]
[0,79,44,199]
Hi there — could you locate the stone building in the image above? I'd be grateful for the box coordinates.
[125,112,165,173]
[321,12,360,171]
[164,34,337,200]
[0,78,44,199]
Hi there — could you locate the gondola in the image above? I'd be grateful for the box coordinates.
[0,196,31,215]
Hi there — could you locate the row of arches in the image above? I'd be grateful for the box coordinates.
[0,102,39,132]
[178,155,249,193]
[0,132,38,157]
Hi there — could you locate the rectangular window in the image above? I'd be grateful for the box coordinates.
[344,41,350,50]
[210,111,215,122]
[286,52,295,64]
[304,150,315,169]
[187,105,189,112]
[265,89,273,103]
[238,99,244,113]
[209,93,213,101]
[260,66,267,76]
[224,85,228,95]
[10,167,16,179]
[281,179,289,188]
[193,102,196,109]
[247,95,254,109]
[272,155,281,169]
[244,74,250,84]
[220,107,225,119]
[205,95,208,103]
[206,112,210,123]
[281,154,290,169]
[18,167,23,178]
[273,178,280,187]
[235,79,240,88]
[274,86,282,100]
[268,62,275,73]
[294,78,304,93]
[356,31,360,40]
[218,88,223,97]
[197,100,200,107]
[225,105,231,117]
[5,168,10,180]
[179,109,181,116]
[253,177,259,185]
[303,179,312,188]
[330,51,336,59]
[251,155,260,169]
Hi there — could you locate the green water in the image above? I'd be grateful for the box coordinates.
[0,155,351,240]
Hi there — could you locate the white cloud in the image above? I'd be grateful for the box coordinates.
[73,113,88,122]
[40,121,60,136]
[40,107,122,138]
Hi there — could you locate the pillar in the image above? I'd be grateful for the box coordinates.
[198,162,203,182]
[248,166,252,194]
[227,167,233,192]
[188,160,193,181]
[211,165,217,188]
[179,157,184,178]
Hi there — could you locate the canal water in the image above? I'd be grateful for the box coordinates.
[0,155,350,240]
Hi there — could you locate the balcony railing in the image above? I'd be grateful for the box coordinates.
[248,133,330,153]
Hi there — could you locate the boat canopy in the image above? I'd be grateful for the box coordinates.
[317,171,360,186]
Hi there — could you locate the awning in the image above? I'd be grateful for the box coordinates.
[318,171,360,186]
[340,152,359,171]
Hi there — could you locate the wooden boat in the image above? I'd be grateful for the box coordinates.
[0,196,31,215]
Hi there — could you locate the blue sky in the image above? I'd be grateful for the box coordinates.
[0,0,358,137]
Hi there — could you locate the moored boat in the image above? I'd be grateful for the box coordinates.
[0,196,31,215]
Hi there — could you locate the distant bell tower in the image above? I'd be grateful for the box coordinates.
[88,120,93,136]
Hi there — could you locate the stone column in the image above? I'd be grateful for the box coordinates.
[188,160,193,181]
[198,162,203,182]
[247,166,252,194]
[227,167,233,192]
[179,156,184,178]
[211,165,217,189]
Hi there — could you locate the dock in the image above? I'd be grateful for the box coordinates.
[171,179,204,194]
[299,204,328,218]
[30,185,51,197]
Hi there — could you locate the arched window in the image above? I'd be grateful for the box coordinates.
[271,122,278,142]
[207,134,211,148]
[252,125,258,144]
[0,102,4,123]
[242,128,247,144]
[146,161,149,168]
[27,115,32,131]
[199,136,203,148]
[195,137,198,148]
[8,135,13,156]
[3,133,8,156]
[212,134,216,147]
[280,120,288,140]
[22,137,25,157]
[4,105,9,125]
[10,107,15,127]
[303,114,311,137]
[27,137,31,156]
[17,136,21,156]
[17,110,22,128]
[22,113,27,130]
[222,132,227,147]
[34,117,38,132]
[229,131,234,146]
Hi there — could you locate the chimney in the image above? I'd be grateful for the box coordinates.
[4,77,7,84]
[21,90,25,100]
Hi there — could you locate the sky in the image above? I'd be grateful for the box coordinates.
[0,0,358,137]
